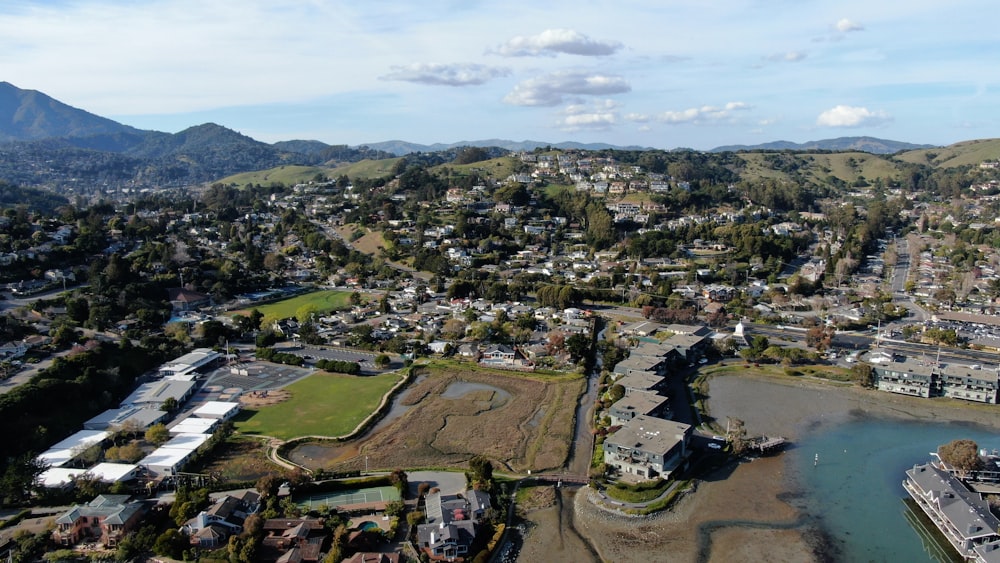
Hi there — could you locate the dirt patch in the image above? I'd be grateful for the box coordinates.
[197,437,284,482]
[289,364,585,473]
[239,389,291,407]
[517,485,557,512]
[516,487,599,563]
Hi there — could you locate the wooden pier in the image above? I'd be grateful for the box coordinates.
[747,435,788,455]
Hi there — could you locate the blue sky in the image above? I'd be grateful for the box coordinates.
[1,0,996,149]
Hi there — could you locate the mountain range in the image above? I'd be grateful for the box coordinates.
[0,80,955,192]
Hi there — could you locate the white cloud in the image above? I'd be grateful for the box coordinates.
[835,18,864,33]
[624,113,651,123]
[765,51,807,62]
[380,63,510,86]
[556,100,620,131]
[816,105,891,127]
[503,71,630,106]
[493,28,622,57]
[650,102,751,124]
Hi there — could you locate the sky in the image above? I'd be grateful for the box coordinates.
[1,0,997,150]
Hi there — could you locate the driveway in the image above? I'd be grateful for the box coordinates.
[405,470,468,496]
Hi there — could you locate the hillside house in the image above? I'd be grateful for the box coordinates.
[53,495,146,547]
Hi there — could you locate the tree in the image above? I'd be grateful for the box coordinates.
[565,333,591,362]
[938,439,982,472]
[256,473,282,498]
[375,354,391,369]
[806,326,834,352]
[406,511,425,527]
[106,442,144,463]
[608,384,625,403]
[468,455,493,484]
[153,529,188,559]
[144,423,169,445]
[0,455,48,507]
[385,500,405,517]
[160,396,178,412]
[850,363,875,388]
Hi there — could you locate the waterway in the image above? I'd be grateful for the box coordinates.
[789,416,999,562]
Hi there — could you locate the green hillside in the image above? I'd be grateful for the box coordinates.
[896,138,1000,168]
[219,165,331,187]
[736,151,905,184]
[431,156,517,180]
[327,157,404,179]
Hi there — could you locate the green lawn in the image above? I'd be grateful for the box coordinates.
[232,290,352,321]
[234,372,402,440]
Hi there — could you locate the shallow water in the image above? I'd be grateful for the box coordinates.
[789,416,997,562]
[441,381,512,402]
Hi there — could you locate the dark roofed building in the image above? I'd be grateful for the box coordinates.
[417,490,492,562]
[258,517,325,563]
[167,287,212,312]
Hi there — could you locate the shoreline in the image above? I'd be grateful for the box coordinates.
[523,373,1000,562]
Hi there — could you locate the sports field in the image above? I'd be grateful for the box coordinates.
[231,289,352,320]
[234,371,402,440]
[297,485,399,510]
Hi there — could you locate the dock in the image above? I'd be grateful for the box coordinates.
[747,435,787,455]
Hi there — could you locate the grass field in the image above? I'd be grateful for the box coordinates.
[235,372,403,440]
[231,290,352,320]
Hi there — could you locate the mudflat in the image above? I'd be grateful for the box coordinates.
[520,374,1000,562]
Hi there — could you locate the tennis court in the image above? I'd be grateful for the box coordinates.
[297,485,400,510]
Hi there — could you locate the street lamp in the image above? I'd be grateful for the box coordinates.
[365,455,369,475]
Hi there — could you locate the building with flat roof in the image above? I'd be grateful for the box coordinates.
[169,417,218,435]
[603,415,691,480]
[872,358,936,398]
[614,371,665,395]
[619,321,664,337]
[84,406,168,431]
[192,401,240,421]
[120,379,196,409]
[613,355,666,377]
[37,430,109,468]
[609,391,670,426]
[38,463,138,489]
[871,358,999,403]
[939,363,999,404]
[158,348,222,379]
[139,433,211,476]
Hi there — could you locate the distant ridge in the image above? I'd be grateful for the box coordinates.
[711,136,937,155]
[359,139,652,156]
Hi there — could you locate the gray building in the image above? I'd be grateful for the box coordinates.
[608,391,670,426]
[904,462,1000,560]
[603,415,691,480]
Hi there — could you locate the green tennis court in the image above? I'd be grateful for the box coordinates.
[297,486,400,509]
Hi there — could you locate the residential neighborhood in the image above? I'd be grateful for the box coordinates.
[2,139,1000,563]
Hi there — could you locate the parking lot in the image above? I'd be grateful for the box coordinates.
[205,361,313,391]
